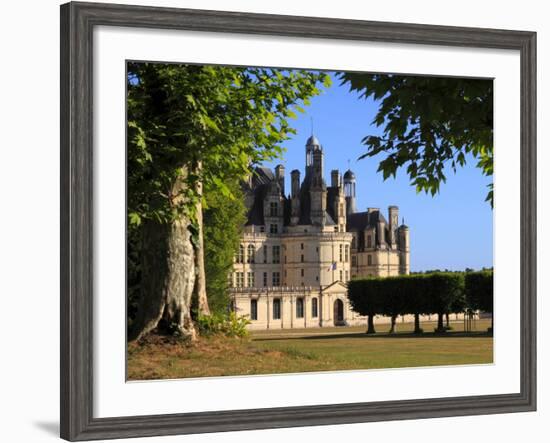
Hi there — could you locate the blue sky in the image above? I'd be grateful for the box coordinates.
[264,73,493,272]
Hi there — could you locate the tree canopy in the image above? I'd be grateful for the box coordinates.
[338,73,493,205]
[127,62,330,229]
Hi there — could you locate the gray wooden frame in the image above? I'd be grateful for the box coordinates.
[60,1,537,441]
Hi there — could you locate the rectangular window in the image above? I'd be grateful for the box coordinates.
[270,224,278,234]
[263,272,267,287]
[272,272,280,287]
[273,299,281,319]
[259,225,265,233]
[263,245,267,263]
[236,272,244,287]
[345,270,349,282]
[301,254,304,263]
[250,299,258,321]
[301,268,304,277]
[339,244,343,262]
[236,244,244,263]
[246,244,255,263]
[296,298,304,318]
[368,254,373,266]
[339,270,343,281]
[270,201,278,217]
[312,298,318,317]
[367,235,372,248]
[345,245,349,262]
[352,255,357,266]
[247,272,254,288]
[301,243,304,250]
[272,245,280,264]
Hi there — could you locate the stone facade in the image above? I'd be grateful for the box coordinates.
[230,135,411,329]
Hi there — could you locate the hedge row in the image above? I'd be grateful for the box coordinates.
[347,271,493,334]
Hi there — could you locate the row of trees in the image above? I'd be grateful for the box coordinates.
[347,271,493,334]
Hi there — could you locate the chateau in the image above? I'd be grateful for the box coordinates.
[229,135,410,330]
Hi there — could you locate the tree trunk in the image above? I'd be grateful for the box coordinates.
[436,313,445,333]
[414,313,422,334]
[445,312,450,328]
[389,315,397,334]
[129,171,197,342]
[194,168,210,317]
[366,314,376,334]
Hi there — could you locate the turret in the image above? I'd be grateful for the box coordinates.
[398,220,410,274]
[344,169,357,215]
[305,135,321,174]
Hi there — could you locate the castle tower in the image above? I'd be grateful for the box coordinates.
[344,169,357,215]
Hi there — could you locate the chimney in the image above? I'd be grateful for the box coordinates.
[331,170,340,188]
[290,169,300,198]
[275,164,285,195]
[388,206,398,247]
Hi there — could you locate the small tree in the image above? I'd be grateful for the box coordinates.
[380,277,406,334]
[348,279,381,334]
[465,271,494,332]
[425,273,465,333]
[401,275,430,334]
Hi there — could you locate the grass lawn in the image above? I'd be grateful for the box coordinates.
[127,319,493,380]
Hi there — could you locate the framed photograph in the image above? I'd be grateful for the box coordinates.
[60,1,536,440]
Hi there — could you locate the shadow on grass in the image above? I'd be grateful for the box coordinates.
[252,330,492,342]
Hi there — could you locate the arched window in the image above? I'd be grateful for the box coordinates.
[312,298,318,318]
[296,298,304,318]
[247,244,255,263]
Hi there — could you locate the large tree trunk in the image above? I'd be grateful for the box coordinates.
[194,169,210,317]
[128,172,197,342]
[414,313,422,334]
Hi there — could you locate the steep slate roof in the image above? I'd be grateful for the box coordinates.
[346,210,387,231]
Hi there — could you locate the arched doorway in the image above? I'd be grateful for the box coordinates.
[333,299,345,326]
